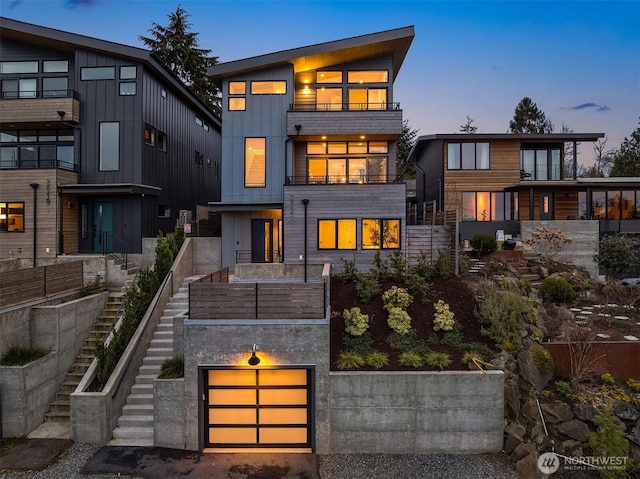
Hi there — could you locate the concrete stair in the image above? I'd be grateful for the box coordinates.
[108,277,199,446]
[43,291,125,424]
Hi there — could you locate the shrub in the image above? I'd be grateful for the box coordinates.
[440,328,464,350]
[425,352,451,370]
[335,351,365,370]
[539,277,576,304]
[601,372,616,385]
[343,307,369,336]
[433,300,455,331]
[371,251,393,282]
[589,406,631,479]
[531,345,554,374]
[433,251,452,279]
[342,332,373,356]
[405,274,433,303]
[366,351,390,369]
[398,351,424,368]
[475,280,528,345]
[389,250,407,281]
[339,258,362,283]
[595,233,640,277]
[386,331,430,356]
[387,307,412,334]
[523,226,572,263]
[408,251,435,279]
[627,378,640,392]
[80,275,103,297]
[462,352,480,368]
[382,286,413,311]
[158,355,184,379]
[470,234,497,257]
[355,276,381,304]
[554,380,572,397]
[0,345,48,366]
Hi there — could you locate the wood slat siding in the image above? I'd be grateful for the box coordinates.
[405,225,453,264]
[287,110,402,137]
[0,261,82,307]
[0,98,80,124]
[189,282,325,320]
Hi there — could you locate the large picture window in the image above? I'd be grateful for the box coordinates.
[520,146,561,180]
[447,143,490,170]
[362,219,400,249]
[0,202,25,232]
[462,192,519,221]
[348,88,387,110]
[99,122,119,171]
[305,141,387,184]
[245,138,266,187]
[318,219,356,249]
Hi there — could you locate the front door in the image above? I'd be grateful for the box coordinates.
[251,219,272,263]
[540,192,553,220]
[93,202,114,253]
[202,366,313,450]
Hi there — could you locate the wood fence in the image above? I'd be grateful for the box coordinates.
[189,281,325,320]
[0,261,83,308]
[192,267,229,284]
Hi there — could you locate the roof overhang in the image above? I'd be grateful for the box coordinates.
[506,177,640,191]
[58,183,161,196]
[208,26,415,84]
[208,202,283,212]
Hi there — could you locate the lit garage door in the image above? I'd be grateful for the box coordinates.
[203,366,313,449]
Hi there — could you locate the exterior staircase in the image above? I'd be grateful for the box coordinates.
[109,277,199,446]
[44,291,125,423]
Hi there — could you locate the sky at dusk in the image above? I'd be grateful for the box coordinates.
[2,0,639,166]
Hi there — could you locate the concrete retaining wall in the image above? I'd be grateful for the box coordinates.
[154,379,186,449]
[234,263,324,281]
[328,370,504,453]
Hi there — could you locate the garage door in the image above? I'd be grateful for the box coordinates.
[203,366,313,449]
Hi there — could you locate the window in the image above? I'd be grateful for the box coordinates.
[120,66,137,79]
[215,161,219,180]
[43,60,68,73]
[251,81,286,94]
[157,131,167,152]
[318,219,356,249]
[316,71,342,83]
[305,141,388,183]
[18,79,37,98]
[99,122,119,171]
[43,77,68,97]
[348,70,388,83]
[462,192,519,221]
[158,205,171,218]
[348,88,387,110]
[81,67,115,80]
[144,124,156,146]
[229,81,246,94]
[1,79,18,99]
[447,143,490,170]
[316,87,342,110]
[362,219,400,249]
[1,61,38,74]
[520,145,562,180]
[161,89,167,99]
[245,138,265,187]
[0,202,25,232]
[229,97,245,111]
[119,82,136,95]
[195,150,204,168]
[195,117,203,127]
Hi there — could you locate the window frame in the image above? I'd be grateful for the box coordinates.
[229,97,246,111]
[43,60,69,73]
[0,202,25,232]
[99,122,120,171]
[119,66,137,80]
[1,61,38,74]
[461,191,519,222]
[43,77,68,97]
[144,124,156,147]
[520,145,562,181]
[229,81,246,95]
[119,82,136,96]
[447,142,490,170]
[245,137,266,187]
[361,218,401,249]
[347,70,389,84]
[250,81,286,95]
[81,66,115,80]
[317,218,356,250]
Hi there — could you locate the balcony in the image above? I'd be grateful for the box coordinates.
[287,102,402,138]
[0,90,80,125]
[287,174,393,185]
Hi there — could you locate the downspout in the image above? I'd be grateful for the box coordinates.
[284,124,302,262]
[302,199,309,283]
[30,183,39,267]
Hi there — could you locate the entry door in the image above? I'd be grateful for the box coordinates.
[203,367,313,449]
[540,192,553,220]
[251,219,273,263]
[93,203,114,253]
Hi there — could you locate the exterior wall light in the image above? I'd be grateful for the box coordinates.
[248,344,260,366]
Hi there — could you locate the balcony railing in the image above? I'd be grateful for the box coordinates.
[1,89,79,100]
[0,158,77,171]
[286,175,393,185]
[289,102,400,112]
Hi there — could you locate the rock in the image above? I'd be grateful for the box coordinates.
[504,432,525,454]
[517,343,554,391]
[522,399,541,424]
[561,439,582,455]
[573,404,600,422]
[505,422,527,437]
[510,441,537,462]
[557,419,591,442]
[628,426,640,446]
[541,402,574,424]
[516,451,544,479]
[504,379,521,420]
[530,423,554,450]
[613,401,640,421]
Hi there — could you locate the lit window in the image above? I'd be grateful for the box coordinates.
[362,219,400,249]
[316,71,342,83]
[229,81,246,94]
[0,202,25,232]
[119,82,136,95]
[120,66,137,79]
[347,71,388,83]
[316,87,342,110]
[318,219,356,249]
[348,88,387,110]
[81,67,115,80]
[306,143,325,155]
[43,60,68,73]
[245,138,266,187]
[144,124,156,146]
[0,61,38,74]
[461,192,518,221]
[229,97,245,111]
[99,122,119,171]
[251,81,286,94]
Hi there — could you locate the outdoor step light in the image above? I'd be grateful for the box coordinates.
[248,344,260,366]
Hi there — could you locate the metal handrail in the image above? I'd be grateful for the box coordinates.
[1,89,79,100]
[0,158,77,171]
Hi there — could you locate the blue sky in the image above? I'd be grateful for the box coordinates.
[2,0,639,166]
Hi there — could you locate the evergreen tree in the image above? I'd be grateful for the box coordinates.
[459,115,478,133]
[139,6,220,115]
[509,97,554,133]
[396,119,419,179]
[609,121,640,177]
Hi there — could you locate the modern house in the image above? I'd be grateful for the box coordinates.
[208,26,414,272]
[0,17,221,263]
[409,133,640,241]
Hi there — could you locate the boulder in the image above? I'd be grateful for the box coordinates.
[517,343,554,391]
[541,402,574,424]
[505,422,527,438]
[516,451,544,479]
[626,426,640,446]
[556,419,591,442]
[504,432,525,454]
[573,404,600,422]
[510,441,537,462]
[613,401,640,422]
[530,423,554,450]
[560,439,582,455]
[504,379,521,420]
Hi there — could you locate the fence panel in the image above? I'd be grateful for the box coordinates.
[189,283,256,319]
[257,283,324,319]
[45,262,83,295]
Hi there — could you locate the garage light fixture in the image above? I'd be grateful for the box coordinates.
[248,344,260,366]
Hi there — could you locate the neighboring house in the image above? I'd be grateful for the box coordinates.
[409,133,640,242]
[0,17,221,263]
[208,26,414,272]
